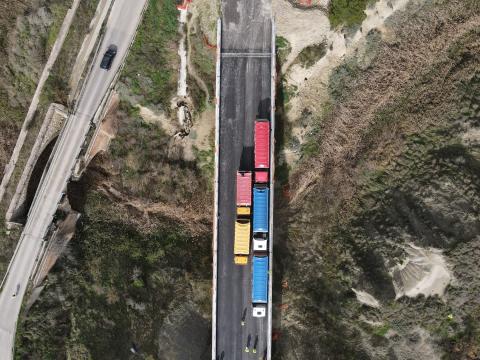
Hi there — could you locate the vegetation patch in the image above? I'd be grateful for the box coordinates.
[328,57,361,101]
[281,80,298,108]
[121,0,179,111]
[328,0,376,29]
[45,2,70,52]
[41,0,100,107]
[193,145,214,187]
[300,102,331,160]
[295,42,327,68]
[189,25,216,111]
[372,324,390,337]
[276,36,291,66]
[274,162,290,186]
[107,102,209,204]
[439,309,480,358]
[15,191,212,359]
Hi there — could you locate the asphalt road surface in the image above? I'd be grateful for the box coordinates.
[216,0,272,358]
[0,0,147,357]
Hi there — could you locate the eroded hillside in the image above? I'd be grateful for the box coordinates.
[12,0,218,358]
[273,0,480,358]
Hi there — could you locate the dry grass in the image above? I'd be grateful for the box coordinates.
[273,1,480,358]
[290,2,480,221]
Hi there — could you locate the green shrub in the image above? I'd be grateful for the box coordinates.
[296,42,327,68]
[276,36,291,66]
[328,0,376,28]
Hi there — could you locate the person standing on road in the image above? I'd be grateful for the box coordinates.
[245,334,251,353]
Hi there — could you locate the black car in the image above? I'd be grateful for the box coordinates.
[100,45,117,70]
[12,283,20,297]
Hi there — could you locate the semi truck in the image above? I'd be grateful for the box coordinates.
[252,255,269,317]
[253,186,269,251]
[234,171,252,265]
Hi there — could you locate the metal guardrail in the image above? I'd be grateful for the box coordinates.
[267,18,276,360]
[211,17,222,360]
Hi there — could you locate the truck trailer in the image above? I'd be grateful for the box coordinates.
[236,171,252,206]
[252,255,269,317]
[254,119,270,169]
[234,171,252,265]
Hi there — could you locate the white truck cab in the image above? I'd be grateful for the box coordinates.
[252,305,266,318]
[253,233,268,252]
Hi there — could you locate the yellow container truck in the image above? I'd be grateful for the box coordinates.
[234,212,251,265]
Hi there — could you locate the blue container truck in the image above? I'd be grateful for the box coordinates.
[253,186,269,251]
[252,255,268,317]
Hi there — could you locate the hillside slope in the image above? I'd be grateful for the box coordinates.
[13,0,217,357]
[273,0,480,358]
